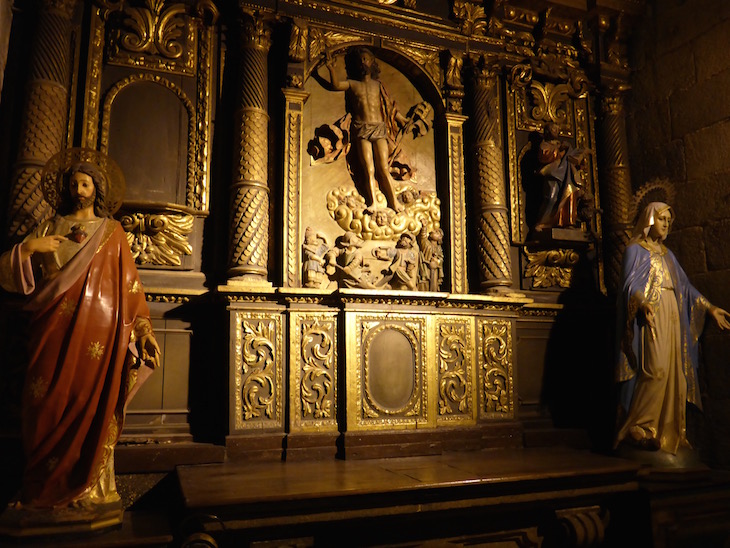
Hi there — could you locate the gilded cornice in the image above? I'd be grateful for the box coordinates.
[221,287,533,311]
[266,0,644,87]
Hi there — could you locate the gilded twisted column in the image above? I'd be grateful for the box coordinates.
[6,0,77,241]
[470,62,512,293]
[227,11,272,283]
[598,89,633,293]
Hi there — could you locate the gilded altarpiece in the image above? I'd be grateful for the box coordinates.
[284,29,468,294]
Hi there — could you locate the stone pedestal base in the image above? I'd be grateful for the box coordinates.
[0,499,123,539]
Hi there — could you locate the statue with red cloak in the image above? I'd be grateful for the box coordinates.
[0,149,160,535]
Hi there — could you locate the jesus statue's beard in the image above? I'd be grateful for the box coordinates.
[73,195,95,211]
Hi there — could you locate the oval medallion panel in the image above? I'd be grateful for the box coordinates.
[367,328,415,412]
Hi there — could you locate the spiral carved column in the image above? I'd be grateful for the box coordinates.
[598,89,633,293]
[470,63,512,293]
[6,0,77,241]
[227,11,272,283]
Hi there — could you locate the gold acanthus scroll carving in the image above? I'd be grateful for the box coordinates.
[452,0,487,36]
[107,0,196,74]
[120,212,193,267]
[300,318,335,420]
[438,323,470,416]
[480,320,512,415]
[308,28,361,63]
[240,320,276,422]
[523,247,580,289]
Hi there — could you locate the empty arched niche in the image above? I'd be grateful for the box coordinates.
[102,75,193,206]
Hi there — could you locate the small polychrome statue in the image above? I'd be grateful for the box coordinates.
[0,149,160,534]
[614,202,730,464]
[534,122,591,231]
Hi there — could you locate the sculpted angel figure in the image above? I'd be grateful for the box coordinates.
[0,150,159,528]
[615,202,730,458]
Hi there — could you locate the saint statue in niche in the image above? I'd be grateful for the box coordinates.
[532,122,594,233]
[615,202,730,465]
[0,149,160,533]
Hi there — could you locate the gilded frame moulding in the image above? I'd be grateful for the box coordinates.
[282,88,308,288]
[80,4,106,148]
[446,113,469,294]
[232,312,284,432]
[477,318,514,419]
[289,312,339,433]
[435,316,476,425]
[347,312,428,431]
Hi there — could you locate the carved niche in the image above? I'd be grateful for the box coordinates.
[288,34,454,291]
[89,0,218,270]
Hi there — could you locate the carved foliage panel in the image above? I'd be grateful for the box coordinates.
[106,0,197,75]
[232,312,283,431]
[289,312,338,433]
[435,316,475,425]
[348,313,427,430]
[477,319,514,419]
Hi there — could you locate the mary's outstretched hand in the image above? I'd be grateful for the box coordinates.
[710,306,730,331]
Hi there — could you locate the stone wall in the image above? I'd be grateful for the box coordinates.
[626,0,730,468]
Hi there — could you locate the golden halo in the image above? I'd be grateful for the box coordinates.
[41,148,126,215]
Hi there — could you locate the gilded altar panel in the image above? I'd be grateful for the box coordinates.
[476,318,514,420]
[289,311,338,433]
[346,312,428,431]
[435,315,476,425]
[231,311,284,432]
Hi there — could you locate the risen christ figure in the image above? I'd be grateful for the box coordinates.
[325,47,409,212]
